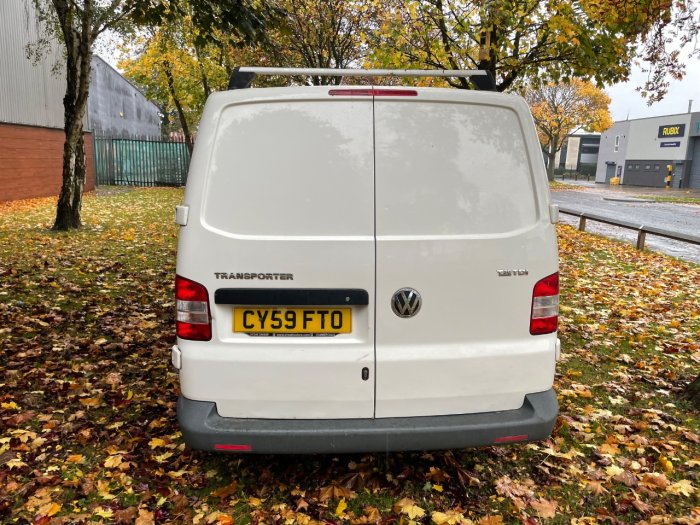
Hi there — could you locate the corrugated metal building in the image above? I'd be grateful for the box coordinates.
[89,56,161,139]
[0,0,161,202]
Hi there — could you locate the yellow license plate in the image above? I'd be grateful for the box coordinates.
[233,307,352,335]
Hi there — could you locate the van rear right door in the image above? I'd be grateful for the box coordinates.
[373,90,557,418]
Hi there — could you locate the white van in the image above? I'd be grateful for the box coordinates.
[173,68,560,453]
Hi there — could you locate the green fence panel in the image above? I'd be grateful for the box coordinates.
[94,137,191,187]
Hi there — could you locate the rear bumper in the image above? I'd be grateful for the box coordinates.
[178,389,558,454]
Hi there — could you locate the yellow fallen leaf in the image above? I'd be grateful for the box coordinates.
[79,397,100,408]
[478,516,504,525]
[104,454,123,468]
[154,451,173,463]
[659,456,674,474]
[37,502,61,517]
[6,458,27,469]
[149,437,166,449]
[248,496,262,508]
[335,497,348,516]
[94,507,114,519]
[395,499,425,520]
[67,454,84,464]
[432,510,472,525]
[432,483,444,492]
[1,401,19,410]
[605,465,624,478]
[97,479,116,500]
[666,480,696,497]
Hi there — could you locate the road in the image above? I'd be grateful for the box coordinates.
[550,184,700,264]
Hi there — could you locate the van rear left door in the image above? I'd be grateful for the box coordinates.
[178,89,376,419]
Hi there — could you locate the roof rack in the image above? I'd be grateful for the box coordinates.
[227,67,496,91]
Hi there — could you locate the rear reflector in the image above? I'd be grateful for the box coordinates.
[530,273,559,335]
[494,434,528,444]
[176,275,212,341]
[329,89,418,97]
[215,444,252,451]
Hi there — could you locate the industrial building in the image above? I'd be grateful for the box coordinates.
[554,132,600,175]
[595,111,700,189]
[0,0,161,202]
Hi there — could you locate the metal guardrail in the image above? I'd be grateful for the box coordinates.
[558,207,700,250]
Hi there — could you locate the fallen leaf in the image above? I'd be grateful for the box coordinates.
[335,497,348,516]
[37,502,61,517]
[530,498,557,519]
[394,498,426,520]
[94,507,114,519]
[666,480,696,497]
[135,508,155,525]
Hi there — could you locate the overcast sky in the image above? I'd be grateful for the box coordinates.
[606,58,700,121]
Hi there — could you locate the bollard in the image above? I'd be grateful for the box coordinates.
[578,216,587,231]
[636,229,646,250]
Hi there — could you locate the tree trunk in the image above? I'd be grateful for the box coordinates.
[163,60,194,154]
[546,143,557,181]
[52,0,93,231]
[53,132,87,230]
[684,374,700,409]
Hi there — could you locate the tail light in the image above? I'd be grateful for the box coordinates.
[176,275,211,341]
[530,273,559,335]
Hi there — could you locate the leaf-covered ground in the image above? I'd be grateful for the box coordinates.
[1,188,698,525]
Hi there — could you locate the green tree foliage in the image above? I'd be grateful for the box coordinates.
[33,0,277,231]
[369,0,698,94]
[120,0,383,137]
[263,0,383,85]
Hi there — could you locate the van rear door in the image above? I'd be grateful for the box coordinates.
[373,91,557,418]
[179,90,376,419]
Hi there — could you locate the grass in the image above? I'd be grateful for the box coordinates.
[0,188,698,524]
[549,180,580,191]
[636,194,700,205]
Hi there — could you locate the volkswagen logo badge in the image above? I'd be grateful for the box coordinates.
[391,288,422,318]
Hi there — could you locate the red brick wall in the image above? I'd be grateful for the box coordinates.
[0,123,95,202]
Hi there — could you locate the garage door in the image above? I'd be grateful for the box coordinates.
[690,138,700,189]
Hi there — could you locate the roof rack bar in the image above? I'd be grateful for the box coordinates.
[237,67,488,78]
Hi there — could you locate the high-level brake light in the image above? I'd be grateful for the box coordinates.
[530,273,559,335]
[176,275,212,341]
[329,89,418,97]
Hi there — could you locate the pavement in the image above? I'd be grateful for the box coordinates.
[551,180,700,264]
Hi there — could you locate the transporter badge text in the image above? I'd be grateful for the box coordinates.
[215,272,294,280]
[497,269,529,277]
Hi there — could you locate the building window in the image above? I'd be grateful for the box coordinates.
[654,164,660,171]
[645,164,651,170]
[627,164,633,169]
[614,135,620,152]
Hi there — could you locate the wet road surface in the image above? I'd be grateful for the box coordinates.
[551,184,700,265]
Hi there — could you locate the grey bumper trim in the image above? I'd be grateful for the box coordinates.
[178,389,558,454]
